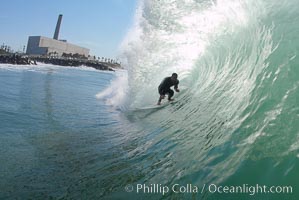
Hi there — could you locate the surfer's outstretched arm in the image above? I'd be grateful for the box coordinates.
[174,80,180,92]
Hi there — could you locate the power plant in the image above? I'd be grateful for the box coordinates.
[26,14,90,57]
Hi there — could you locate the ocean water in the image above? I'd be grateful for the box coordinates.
[0,64,122,199]
[1,0,299,199]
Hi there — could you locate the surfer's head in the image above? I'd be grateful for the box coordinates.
[171,73,178,80]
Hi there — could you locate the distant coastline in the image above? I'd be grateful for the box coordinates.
[0,51,120,72]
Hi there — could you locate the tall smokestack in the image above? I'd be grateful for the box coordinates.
[53,14,63,40]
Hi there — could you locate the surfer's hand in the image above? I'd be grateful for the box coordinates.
[175,89,180,92]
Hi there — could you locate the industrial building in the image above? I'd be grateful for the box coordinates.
[26,14,90,57]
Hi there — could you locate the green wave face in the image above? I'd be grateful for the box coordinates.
[119,0,299,199]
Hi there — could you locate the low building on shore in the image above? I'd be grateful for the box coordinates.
[26,36,89,57]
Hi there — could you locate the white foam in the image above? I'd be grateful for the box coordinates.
[96,70,128,109]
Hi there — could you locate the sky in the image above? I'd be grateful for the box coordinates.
[1,0,138,59]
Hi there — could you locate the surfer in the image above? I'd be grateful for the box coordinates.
[157,73,180,105]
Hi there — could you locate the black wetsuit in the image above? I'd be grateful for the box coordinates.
[158,77,179,98]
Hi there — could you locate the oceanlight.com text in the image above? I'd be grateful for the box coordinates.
[208,184,293,195]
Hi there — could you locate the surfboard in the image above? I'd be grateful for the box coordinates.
[133,100,177,111]
[135,104,167,111]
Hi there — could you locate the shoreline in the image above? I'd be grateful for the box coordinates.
[0,54,120,72]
